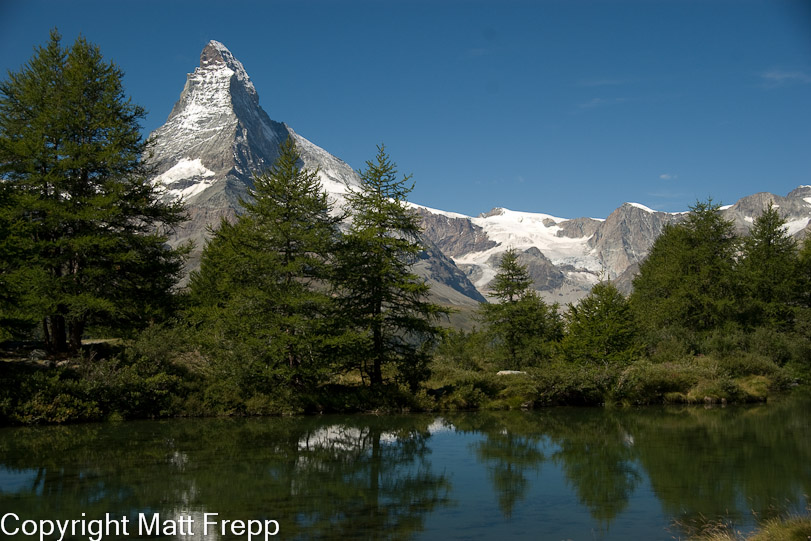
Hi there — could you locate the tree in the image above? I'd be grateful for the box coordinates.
[630,200,738,335]
[333,145,448,388]
[798,237,811,310]
[562,281,640,367]
[0,30,186,353]
[478,248,562,370]
[188,138,340,393]
[737,202,798,329]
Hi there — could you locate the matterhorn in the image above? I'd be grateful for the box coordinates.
[149,41,811,307]
[147,40,484,305]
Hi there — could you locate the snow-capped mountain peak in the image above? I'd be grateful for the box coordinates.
[199,40,257,98]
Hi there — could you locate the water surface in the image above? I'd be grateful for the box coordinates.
[0,395,808,540]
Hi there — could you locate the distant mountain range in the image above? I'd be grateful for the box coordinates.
[148,41,811,306]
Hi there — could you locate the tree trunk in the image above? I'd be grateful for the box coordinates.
[371,322,383,386]
[45,315,68,355]
[68,319,84,353]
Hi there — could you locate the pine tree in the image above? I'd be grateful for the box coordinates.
[562,281,640,366]
[737,202,798,329]
[188,138,341,392]
[798,237,811,310]
[630,200,737,335]
[478,248,562,370]
[0,30,186,353]
[333,145,448,388]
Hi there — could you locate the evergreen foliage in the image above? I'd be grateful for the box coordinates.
[0,30,186,353]
[630,200,738,335]
[798,237,811,309]
[333,145,448,388]
[478,248,562,370]
[562,281,640,366]
[188,138,341,394]
[737,202,798,329]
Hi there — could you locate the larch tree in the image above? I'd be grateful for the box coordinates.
[333,145,448,388]
[0,30,186,353]
[630,200,738,335]
[477,248,562,370]
[737,202,798,330]
[188,137,341,392]
[562,281,640,367]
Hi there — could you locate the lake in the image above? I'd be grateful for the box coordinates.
[0,394,808,540]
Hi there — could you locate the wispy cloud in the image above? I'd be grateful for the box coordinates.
[576,78,628,88]
[659,173,678,181]
[578,97,628,110]
[760,69,811,86]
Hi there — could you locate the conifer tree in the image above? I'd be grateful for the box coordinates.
[631,200,737,335]
[737,202,798,329]
[188,138,341,391]
[0,30,186,352]
[333,145,448,388]
[798,237,811,310]
[562,281,640,366]
[478,248,562,370]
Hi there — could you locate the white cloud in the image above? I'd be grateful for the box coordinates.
[578,97,628,109]
[659,173,678,181]
[760,69,811,86]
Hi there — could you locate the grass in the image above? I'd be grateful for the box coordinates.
[685,513,811,541]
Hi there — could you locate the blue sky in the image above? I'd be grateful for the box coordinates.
[1,0,810,218]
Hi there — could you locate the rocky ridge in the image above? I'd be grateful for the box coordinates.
[149,41,811,307]
[148,41,484,303]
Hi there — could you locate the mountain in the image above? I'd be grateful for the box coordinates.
[415,189,810,304]
[147,41,484,304]
[149,41,811,308]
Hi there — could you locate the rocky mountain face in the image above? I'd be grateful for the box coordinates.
[148,41,483,304]
[415,190,810,304]
[150,41,811,308]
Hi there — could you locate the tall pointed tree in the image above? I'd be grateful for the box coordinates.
[737,202,798,329]
[333,145,448,388]
[188,137,341,392]
[631,200,737,335]
[478,248,562,370]
[0,30,186,353]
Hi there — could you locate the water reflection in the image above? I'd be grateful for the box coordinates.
[0,395,808,540]
[0,416,451,540]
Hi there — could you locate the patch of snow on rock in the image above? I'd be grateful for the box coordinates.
[628,202,655,213]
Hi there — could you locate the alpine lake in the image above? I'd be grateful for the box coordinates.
[0,394,809,541]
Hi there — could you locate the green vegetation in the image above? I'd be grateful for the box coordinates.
[1,32,809,425]
[428,200,810,410]
[685,513,811,541]
[476,248,562,370]
[187,137,342,408]
[332,145,449,389]
[0,30,187,353]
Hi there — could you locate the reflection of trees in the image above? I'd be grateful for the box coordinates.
[0,415,450,540]
[626,395,811,537]
[451,412,546,517]
[1,397,809,539]
[451,410,640,523]
[544,411,641,526]
[449,397,811,535]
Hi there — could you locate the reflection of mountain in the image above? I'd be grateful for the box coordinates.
[0,416,450,540]
[1,400,810,539]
